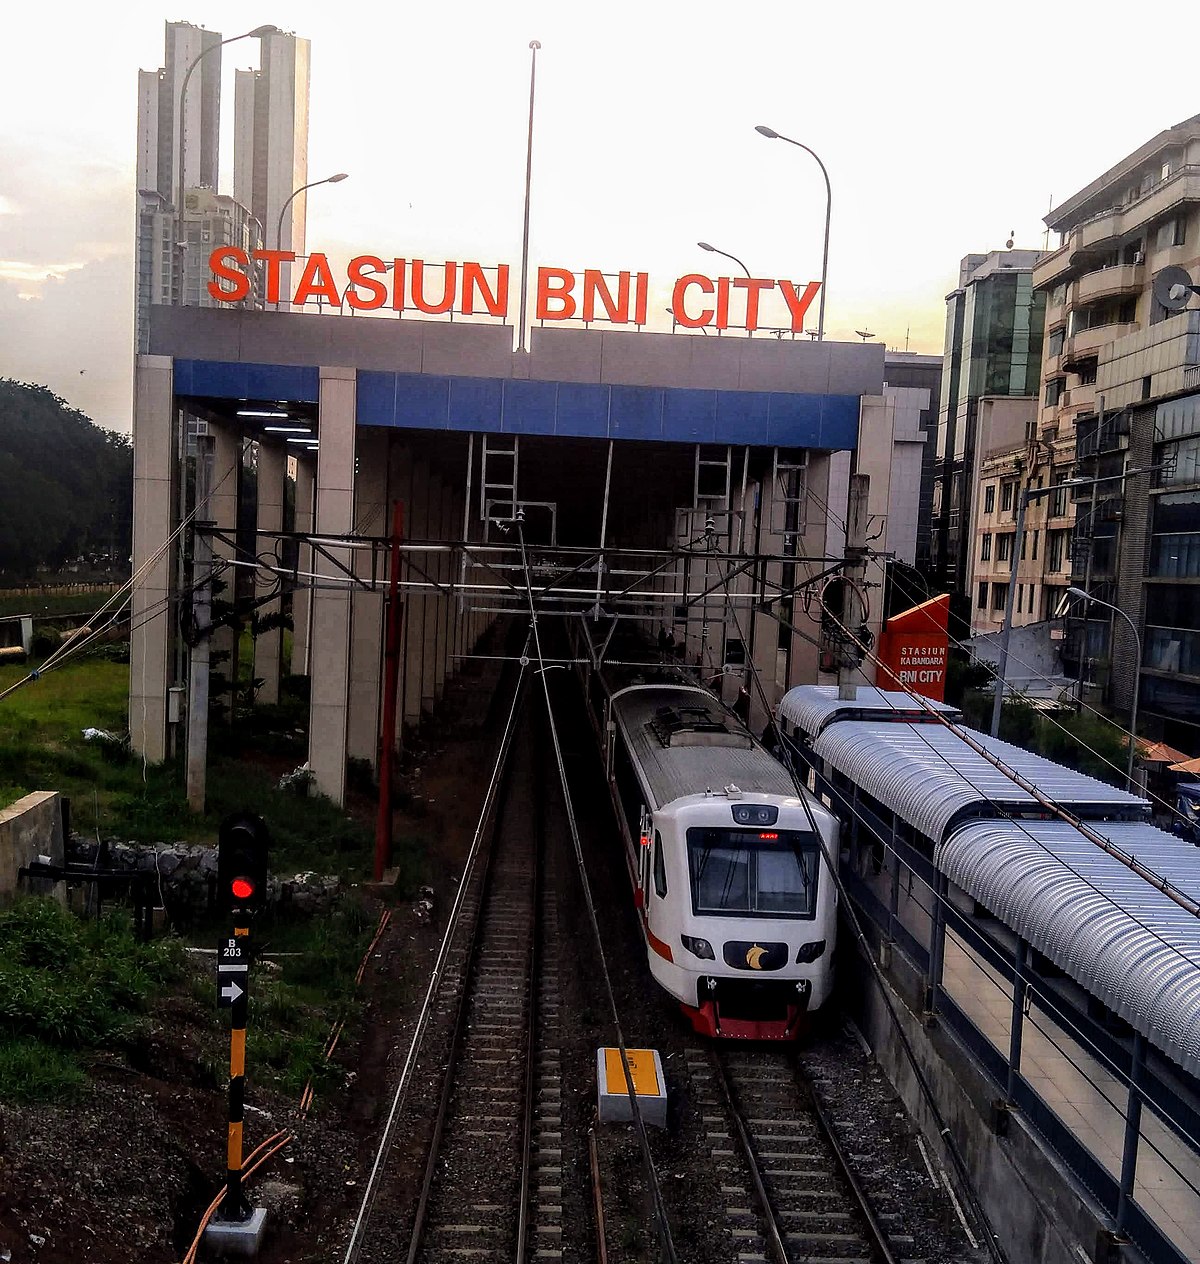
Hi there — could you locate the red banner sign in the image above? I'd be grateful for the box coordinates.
[207,249,822,334]
[876,594,950,702]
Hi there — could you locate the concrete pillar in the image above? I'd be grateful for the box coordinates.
[290,458,316,676]
[308,367,357,805]
[253,441,287,705]
[347,429,387,766]
[403,458,430,728]
[130,356,176,763]
[209,421,242,718]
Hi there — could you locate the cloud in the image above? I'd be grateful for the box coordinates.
[0,259,88,290]
[0,195,16,216]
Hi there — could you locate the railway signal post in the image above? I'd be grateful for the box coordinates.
[205,812,270,1256]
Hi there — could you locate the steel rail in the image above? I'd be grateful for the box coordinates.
[710,1052,790,1264]
[801,1067,900,1264]
[402,716,520,1264]
[514,714,546,1264]
[340,659,529,1264]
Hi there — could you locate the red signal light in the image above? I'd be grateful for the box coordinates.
[759,832,779,840]
[231,877,256,901]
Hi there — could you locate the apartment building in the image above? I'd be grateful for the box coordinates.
[1033,112,1200,751]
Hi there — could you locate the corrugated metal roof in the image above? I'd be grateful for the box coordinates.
[611,686,797,810]
[937,820,1200,1076]
[811,720,1147,842]
[777,685,962,738]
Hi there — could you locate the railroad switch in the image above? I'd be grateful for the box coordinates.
[596,1047,668,1128]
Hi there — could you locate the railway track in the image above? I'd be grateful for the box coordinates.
[401,704,548,1264]
[687,1046,907,1264]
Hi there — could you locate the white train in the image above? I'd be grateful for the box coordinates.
[599,681,840,1040]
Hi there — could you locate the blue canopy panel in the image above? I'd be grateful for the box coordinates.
[356,371,860,449]
[174,359,320,403]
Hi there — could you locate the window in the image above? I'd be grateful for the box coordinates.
[984,485,996,514]
[997,533,1014,562]
[1048,529,1070,572]
[992,584,1006,611]
[1045,378,1065,408]
[981,533,992,561]
[1048,328,1065,358]
[1017,583,1024,613]
[977,582,988,609]
[687,828,819,918]
[653,831,667,898]
[1029,584,1037,615]
[1031,529,1039,560]
[1078,360,1098,386]
[1001,482,1015,513]
[1021,532,1028,560]
[1051,472,1069,518]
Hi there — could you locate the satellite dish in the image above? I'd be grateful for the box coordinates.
[1152,265,1195,312]
[854,330,875,342]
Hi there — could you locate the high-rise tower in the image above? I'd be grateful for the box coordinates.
[233,30,311,261]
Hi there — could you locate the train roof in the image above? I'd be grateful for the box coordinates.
[610,685,798,810]
[939,819,1200,1076]
[777,684,962,738]
[810,718,1148,842]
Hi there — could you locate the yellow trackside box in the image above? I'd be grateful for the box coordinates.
[597,1046,667,1128]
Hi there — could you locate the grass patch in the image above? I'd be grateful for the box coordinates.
[0,897,183,1102]
[245,896,377,1098]
[0,1037,88,1102]
[0,587,118,620]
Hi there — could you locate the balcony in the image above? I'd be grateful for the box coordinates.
[1063,323,1136,363]
[1064,166,1200,259]
[1074,263,1144,305]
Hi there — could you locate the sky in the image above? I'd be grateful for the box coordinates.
[2,0,1199,434]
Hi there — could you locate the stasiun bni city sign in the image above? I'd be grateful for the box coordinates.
[208,248,822,334]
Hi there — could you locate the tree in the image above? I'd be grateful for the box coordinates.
[0,380,132,578]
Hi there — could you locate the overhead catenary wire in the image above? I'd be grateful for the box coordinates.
[514,514,680,1264]
[708,547,1009,1264]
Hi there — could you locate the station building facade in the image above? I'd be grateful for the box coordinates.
[132,304,890,804]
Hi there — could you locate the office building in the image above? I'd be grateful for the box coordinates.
[931,251,1046,614]
[233,30,311,266]
[884,351,942,573]
[1034,113,1200,750]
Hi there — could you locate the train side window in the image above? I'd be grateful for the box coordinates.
[653,830,667,898]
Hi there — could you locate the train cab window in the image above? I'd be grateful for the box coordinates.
[686,828,819,918]
[653,831,667,898]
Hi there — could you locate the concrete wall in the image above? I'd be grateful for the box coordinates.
[0,792,65,906]
[849,947,1117,1264]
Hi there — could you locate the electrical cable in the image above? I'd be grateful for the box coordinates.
[514,515,680,1264]
[707,550,1009,1263]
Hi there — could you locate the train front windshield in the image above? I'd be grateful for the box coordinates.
[686,828,819,918]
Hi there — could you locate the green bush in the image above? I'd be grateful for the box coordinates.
[0,1036,88,1103]
[0,899,183,1101]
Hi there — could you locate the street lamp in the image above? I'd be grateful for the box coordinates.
[275,173,349,252]
[175,25,280,297]
[755,124,831,341]
[990,469,1142,739]
[1056,586,1142,790]
[697,241,751,279]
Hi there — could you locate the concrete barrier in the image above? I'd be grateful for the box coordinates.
[0,791,66,905]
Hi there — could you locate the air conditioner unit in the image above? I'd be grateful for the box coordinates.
[1133,251,1145,265]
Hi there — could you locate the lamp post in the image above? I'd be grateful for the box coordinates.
[517,39,542,354]
[697,241,751,279]
[175,25,279,299]
[275,173,349,252]
[1061,586,1142,790]
[754,125,831,340]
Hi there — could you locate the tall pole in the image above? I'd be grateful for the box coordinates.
[839,473,870,701]
[186,440,213,812]
[1070,589,1142,789]
[755,127,831,339]
[517,40,541,354]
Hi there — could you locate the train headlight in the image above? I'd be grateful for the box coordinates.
[732,803,778,827]
[795,939,826,964]
[681,935,715,960]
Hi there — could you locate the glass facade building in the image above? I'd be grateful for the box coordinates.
[932,252,1046,594]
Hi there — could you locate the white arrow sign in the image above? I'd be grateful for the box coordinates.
[220,979,245,1004]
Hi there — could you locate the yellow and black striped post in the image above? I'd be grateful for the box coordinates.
[221,922,252,1222]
